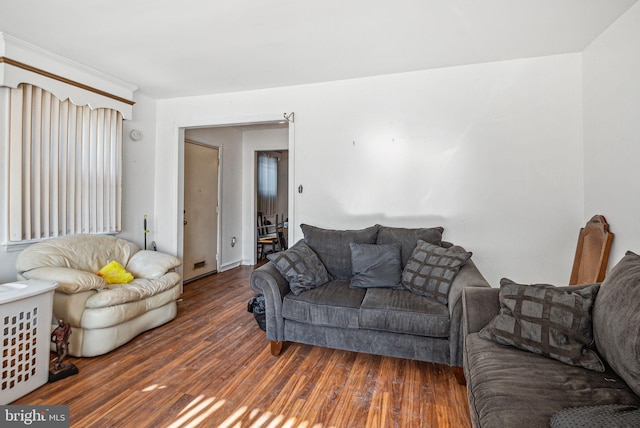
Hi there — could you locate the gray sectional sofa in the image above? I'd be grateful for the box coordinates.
[250,223,489,367]
[462,250,640,427]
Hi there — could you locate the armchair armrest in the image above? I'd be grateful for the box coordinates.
[447,259,490,366]
[250,262,291,341]
[20,266,105,294]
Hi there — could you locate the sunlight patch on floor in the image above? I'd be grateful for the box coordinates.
[142,384,168,392]
[218,405,248,428]
[166,394,329,428]
[168,395,225,428]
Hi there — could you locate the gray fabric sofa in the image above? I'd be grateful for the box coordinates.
[250,224,489,367]
[462,251,640,428]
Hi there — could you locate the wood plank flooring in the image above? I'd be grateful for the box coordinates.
[13,265,472,427]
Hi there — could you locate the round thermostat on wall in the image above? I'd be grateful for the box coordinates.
[130,129,143,141]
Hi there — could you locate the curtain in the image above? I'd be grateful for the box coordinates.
[7,83,123,242]
[257,153,278,215]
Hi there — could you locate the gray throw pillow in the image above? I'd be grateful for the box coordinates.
[267,241,330,295]
[479,279,604,372]
[401,240,472,304]
[593,251,640,395]
[301,224,379,280]
[375,225,444,268]
[349,243,403,289]
[551,405,640,428]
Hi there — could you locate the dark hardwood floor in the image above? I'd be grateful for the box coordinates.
[13,265,472,427]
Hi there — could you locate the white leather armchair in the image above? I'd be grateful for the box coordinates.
[16,234,182,357]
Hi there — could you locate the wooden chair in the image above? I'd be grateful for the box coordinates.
[276,214,288,251]
[257,214,280,260]
[569,215,614,285]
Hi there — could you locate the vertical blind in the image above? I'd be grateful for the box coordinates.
[8,83,123,242]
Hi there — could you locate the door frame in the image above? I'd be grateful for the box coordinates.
[175,113,295,271]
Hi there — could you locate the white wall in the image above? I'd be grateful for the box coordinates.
[155,54,584,286]
[185,127,244,271]
[583,2,640,268]
[119,93,157,248]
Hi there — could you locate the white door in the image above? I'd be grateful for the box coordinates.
[183,142,219,281]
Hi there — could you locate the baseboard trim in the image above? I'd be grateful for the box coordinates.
[219,261,241,272]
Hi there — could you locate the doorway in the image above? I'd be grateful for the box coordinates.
[183,141,219,282]
[256,150,289,260]
[174,114,294,272]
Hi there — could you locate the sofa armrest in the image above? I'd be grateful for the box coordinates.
[20,266,106,294]
[250,262,291,342]
[447,259,490,366]
[462,286,500,335]
[448,259,490,317]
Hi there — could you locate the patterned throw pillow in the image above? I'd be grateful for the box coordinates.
[401,240,472,304]
[267,241,331,295]
[479,279,604,371]
[349,243,403,289]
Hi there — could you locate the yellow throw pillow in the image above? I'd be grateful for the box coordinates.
[97,260,134,284]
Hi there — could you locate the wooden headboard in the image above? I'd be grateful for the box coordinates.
[569,215,614,285]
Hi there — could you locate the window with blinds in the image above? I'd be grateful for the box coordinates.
[257,153,278,215]
[7,83,123,243]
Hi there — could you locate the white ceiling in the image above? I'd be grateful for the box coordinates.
[0,0,637,99]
